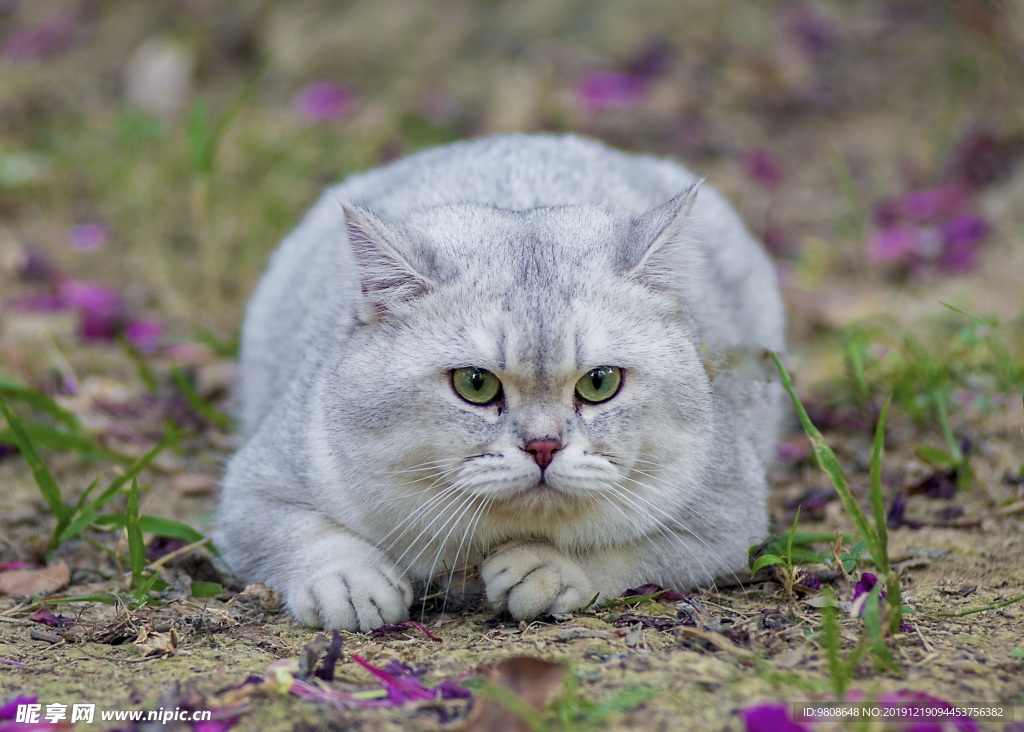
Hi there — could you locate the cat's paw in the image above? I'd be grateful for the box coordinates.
[288,560,414,632]
[481,543,596,620]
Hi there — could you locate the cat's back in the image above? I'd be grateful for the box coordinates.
[240,134,782,435]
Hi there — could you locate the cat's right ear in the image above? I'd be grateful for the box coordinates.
[620,182,703,292]
[340,200,436,323]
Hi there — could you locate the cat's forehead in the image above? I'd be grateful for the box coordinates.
[407,203,624,274]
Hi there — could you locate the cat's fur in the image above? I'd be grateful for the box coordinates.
[217,133,785,631]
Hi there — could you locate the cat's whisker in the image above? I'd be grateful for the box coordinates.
[381,485,464,557]
[397,483,478,577]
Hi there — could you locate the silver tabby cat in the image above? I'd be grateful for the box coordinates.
[217,133,785,631]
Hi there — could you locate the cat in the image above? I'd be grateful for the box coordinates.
[217,133,785,631]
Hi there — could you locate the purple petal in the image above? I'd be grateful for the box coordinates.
[627,39,677,78]
[940,215,987,247]
[785,2,836,59]
[575,72,648,113]
[59,280,123,316]
[0,659,28,668]
[78,310,127,342]
[740,703,809,732]
[71,223,108,250]
[740,149,785,189]
[294,82,353,123]
[434,680,472,700]
[0,13,75,62]
[900,183,972,223]
[194,719,240,732]
[125,318,165,352]
[867,225,920,263]
[27,607,73,628]
[852,572,884,606]
[5,294,68,312]
[953,130,1024,189]
[145,537,184,563]
[350,653,433,704]
[1,697,38,721]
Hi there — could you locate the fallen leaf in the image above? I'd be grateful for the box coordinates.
[461,657,565,732]
[0,561,70,596]
[134,626,178,657]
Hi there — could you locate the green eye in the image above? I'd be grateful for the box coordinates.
[575,366,622,403]
[452,367,502,405]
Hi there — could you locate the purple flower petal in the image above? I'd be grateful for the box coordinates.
[941,215,988,248]
[575,72,648,114]
[294,82,353,123]
[78,310,127,342]
[740,703,809,732]
[0,659,28,668]
[0,13,75,62]
[785,2,836,60]
[125,318,165,352]
[59,280,123,316]
[27,606,73,628]
[71,223,108,250]
[953,130,1024,189]
[627,39,677,78]
[5,294,68,312]
[351,653,433,704]
[852,572,885,608]
[867,225,920,263]
[901,183,972,223]
[1,696,38,720]
[740,149,785,189]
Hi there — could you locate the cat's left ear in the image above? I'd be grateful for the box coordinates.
[620,181,702,291]
[340,200,437,322]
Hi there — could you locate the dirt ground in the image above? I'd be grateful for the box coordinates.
[1,1,1023,730]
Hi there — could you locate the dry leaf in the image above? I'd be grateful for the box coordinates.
[0,562,70,596]
[235,582,282,611]
[134,626,178,657]
[460,656,565,732]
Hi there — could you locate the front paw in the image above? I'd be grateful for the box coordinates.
[289,560,414,632]
[481,543,596,620]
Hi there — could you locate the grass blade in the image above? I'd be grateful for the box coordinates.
[821,600,847,699]
[0,379,84,433]
[0,395,70,535]
[170,366,237,431]
[126,477,146,585]
[95,514,207,546]
[117,333,159,394]
[89,427,180,513]
[862,583,900,673]
[770,353,885,569]
[869,395,893,567]
[931,389,963,463]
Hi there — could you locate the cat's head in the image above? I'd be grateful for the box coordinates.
[321,189,718,560]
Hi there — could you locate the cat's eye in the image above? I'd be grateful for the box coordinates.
[452,367,502,405]
[575,366,622,403]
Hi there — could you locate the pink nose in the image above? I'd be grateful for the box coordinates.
[524,439,561,470]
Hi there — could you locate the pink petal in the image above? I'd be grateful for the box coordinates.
[294,82,353,122]
[71,223,108,250]
[575,72,648,114]
[940,215,987,248]
[0,13,75,62]
[740,149,785,189]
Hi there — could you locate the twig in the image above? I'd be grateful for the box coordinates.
[150,537,212,569]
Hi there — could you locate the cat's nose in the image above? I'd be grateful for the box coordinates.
[524,438,561,469]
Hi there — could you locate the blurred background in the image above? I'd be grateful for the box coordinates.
[1,0,1023,411]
